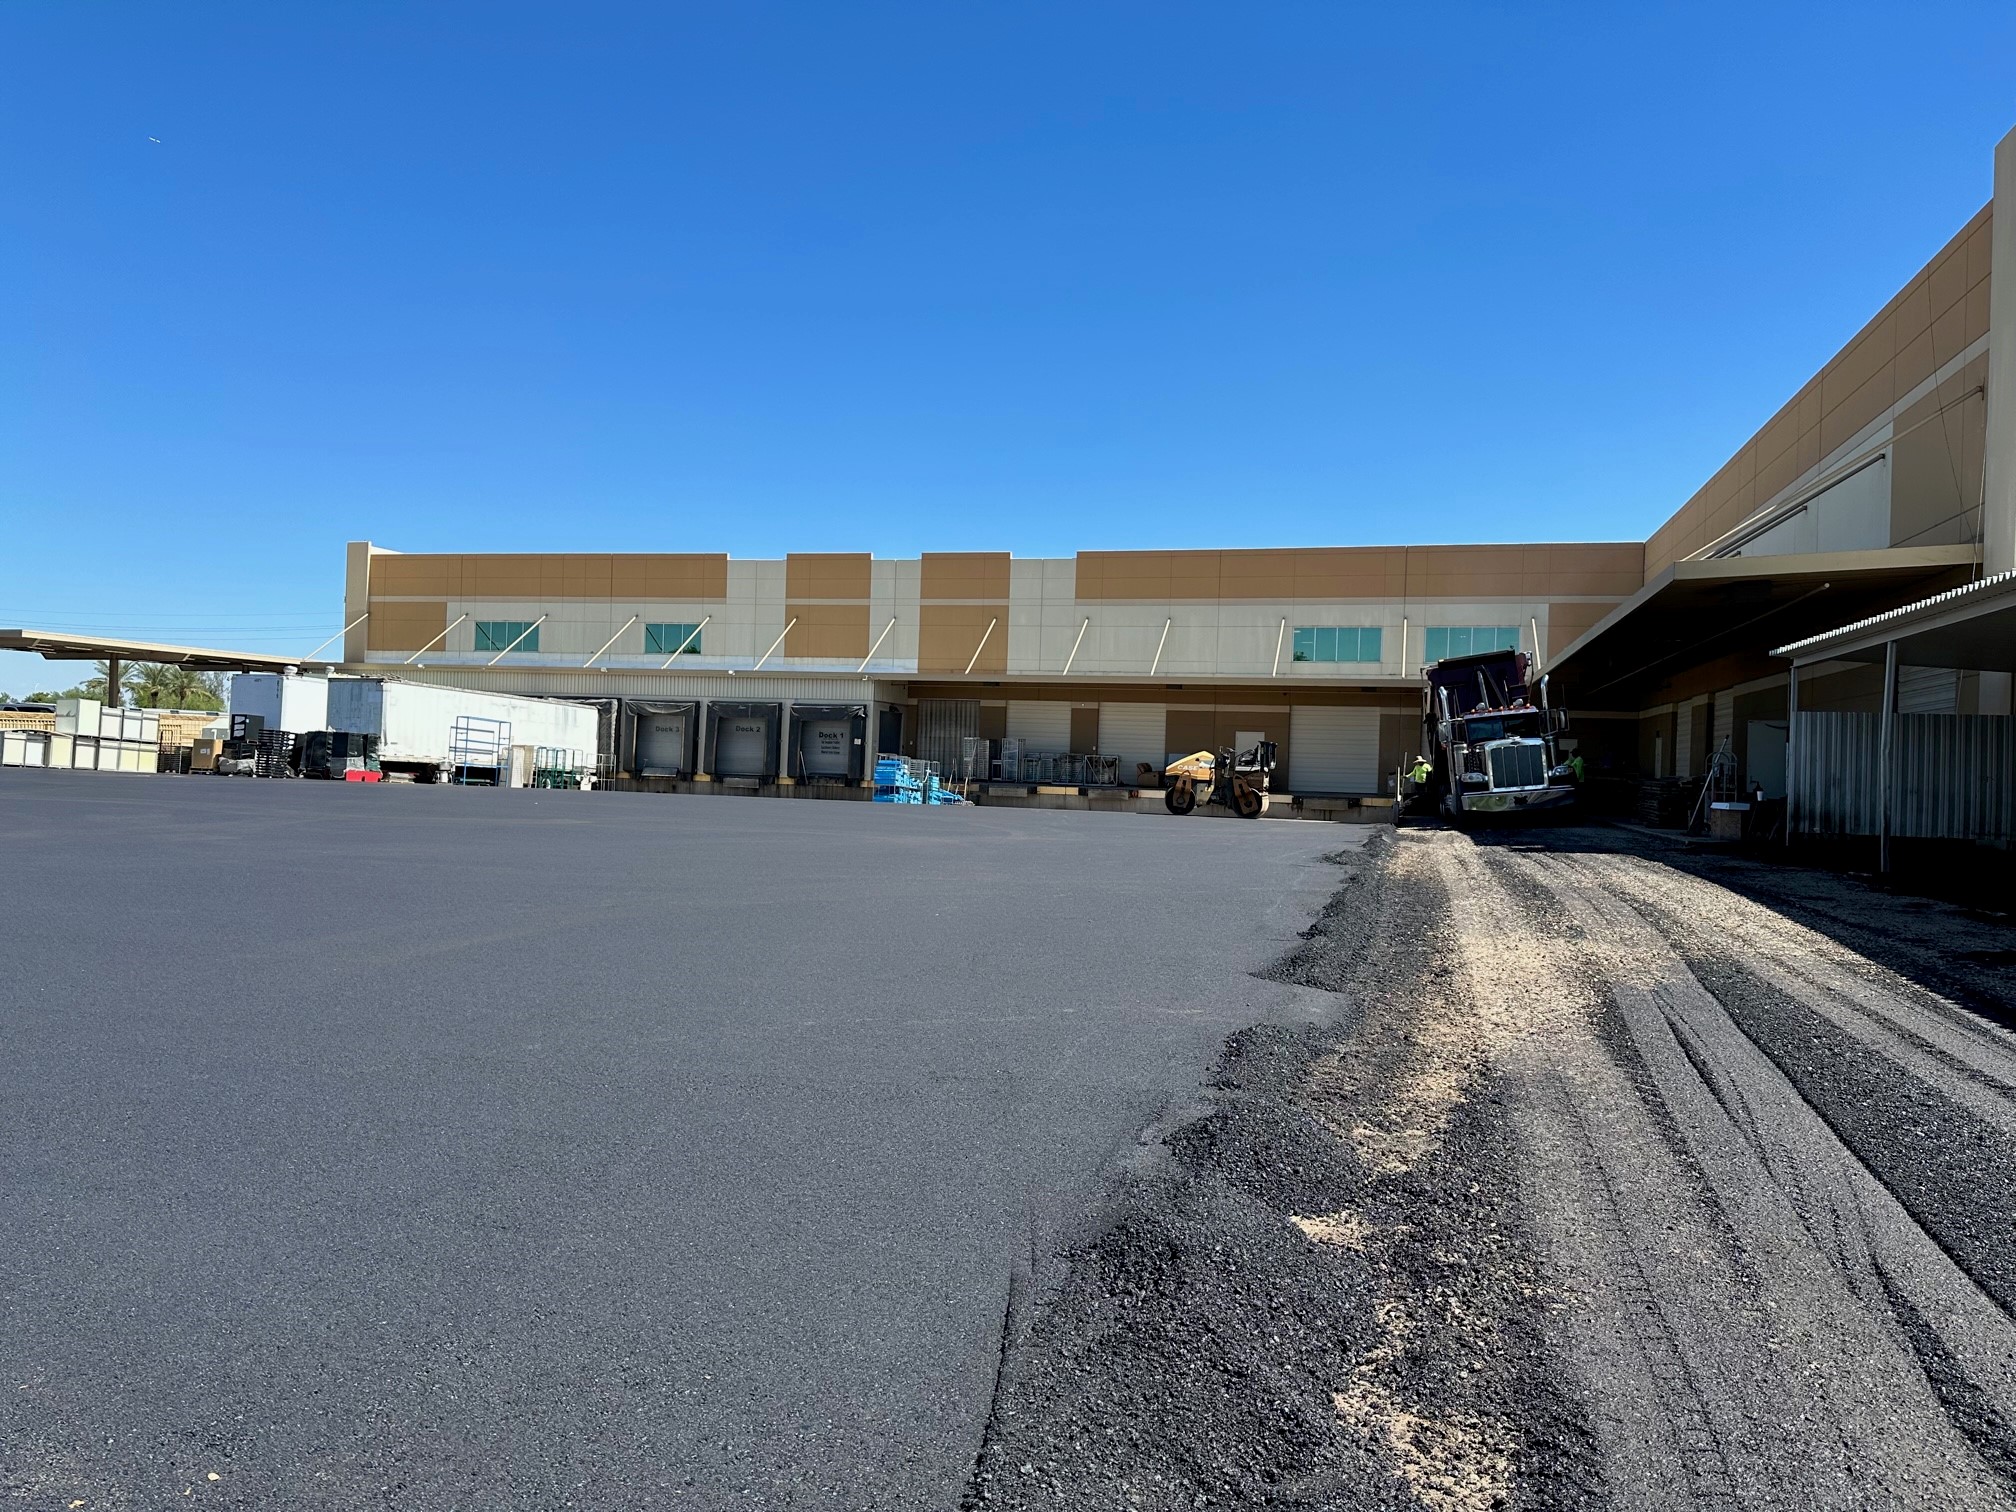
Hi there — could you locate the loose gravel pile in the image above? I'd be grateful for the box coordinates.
[966,825,2016,1511]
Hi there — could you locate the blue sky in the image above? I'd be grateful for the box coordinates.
[3,1,2012,694]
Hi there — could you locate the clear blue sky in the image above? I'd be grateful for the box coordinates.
[3,1,2012,693]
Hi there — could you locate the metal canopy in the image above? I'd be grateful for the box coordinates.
[0,628,330,673]
[1547,546,1976,707]
[1775,570,2016,671]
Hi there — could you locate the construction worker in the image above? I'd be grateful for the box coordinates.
[1568,752,1586,785]
[1407,753,1433,788]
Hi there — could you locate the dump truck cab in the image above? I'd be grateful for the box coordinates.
[1420,647,1575,820]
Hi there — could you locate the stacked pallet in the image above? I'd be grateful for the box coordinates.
[1632,777,1696,828]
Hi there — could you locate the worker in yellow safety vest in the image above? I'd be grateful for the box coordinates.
[1407,754,1432,788]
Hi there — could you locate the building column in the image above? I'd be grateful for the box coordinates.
[1879,640,1899,876]
[1785,662,1799,846]
[1985,124,2016,577]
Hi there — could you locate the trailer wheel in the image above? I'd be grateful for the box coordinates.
[1165,781,1196,815]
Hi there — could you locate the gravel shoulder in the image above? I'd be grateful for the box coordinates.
[966,825,2016,1512]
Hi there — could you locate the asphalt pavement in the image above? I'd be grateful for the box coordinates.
[0,773,1351,1511]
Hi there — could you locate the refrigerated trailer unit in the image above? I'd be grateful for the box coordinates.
[326,678,599,782]
[228,672,330,734]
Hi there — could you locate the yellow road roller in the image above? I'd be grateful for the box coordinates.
[1163,740,1277,819]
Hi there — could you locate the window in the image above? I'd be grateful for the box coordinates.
[1423,625,1519,664]
[474,620,539,653]
[1291,626,1384,664]
[644,622,705,655]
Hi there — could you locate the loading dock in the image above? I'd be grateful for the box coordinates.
[704,701,782,783]
[786,704,868,783]
[625,699,700,778]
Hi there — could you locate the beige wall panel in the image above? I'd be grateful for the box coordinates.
[1930,297,1973,368]
[1965,279,1990,347]
[1965,209,1993,288]
[1217,549,1301,600]
[462,555,541,598]
[1895,328,1938,396]
[1928,240,1972,317]
[920,552,1011,601]
[1819,368,1893,457]
[367,599,447,652]
[1892,388,1987,547]
[785,552,872,600]
[1292,548,1407,601]
[371,554,456,597]
[1546,601,1615,659]
[1168,552,1223,600]
[785,602,871,658]
[917,603,1009,673]
[1165,709,1215,756]
[1893,276,1932,341]
[1642,206,1987,578]
[608,554,730,601]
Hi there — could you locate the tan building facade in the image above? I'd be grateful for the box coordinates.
[338,540,1641,794]
[333,122,2016,805]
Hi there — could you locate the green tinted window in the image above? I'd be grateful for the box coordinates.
[1291,626,1382,664]
[645,623,704,655]
[474,621,539,653]
[1424,625,1518,664]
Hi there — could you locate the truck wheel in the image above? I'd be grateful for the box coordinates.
[1165,781,1196,815]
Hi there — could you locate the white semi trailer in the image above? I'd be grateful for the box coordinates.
[326,677,600,783]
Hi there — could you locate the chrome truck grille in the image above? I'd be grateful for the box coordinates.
[1486,742,1546,790]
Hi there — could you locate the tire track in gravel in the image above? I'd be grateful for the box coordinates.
[964,837,1604,1512]
[1462,832,2016,1509]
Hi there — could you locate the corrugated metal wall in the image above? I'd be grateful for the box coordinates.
[401,668,897,703]
[917,699,977,774]
[1792,711,2013,840]
[1897,667,1960,714]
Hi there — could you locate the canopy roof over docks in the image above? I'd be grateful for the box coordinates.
[1774,571,2016,673]
[0,628,337,710]
[0,628,333,675]
[1545,546,1978,709]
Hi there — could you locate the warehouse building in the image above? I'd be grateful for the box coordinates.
[330,540,1643,797]
[316,128,2015,816]
[11,129,2013,830]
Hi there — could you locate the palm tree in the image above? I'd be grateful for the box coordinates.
[131,663,225,710]
[75,661,138,706]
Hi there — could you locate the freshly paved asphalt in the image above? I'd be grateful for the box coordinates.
[1,773,1352,1510]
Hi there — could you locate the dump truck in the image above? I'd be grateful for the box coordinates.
[1408,647,1574,822]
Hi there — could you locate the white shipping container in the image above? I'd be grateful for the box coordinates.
[327,678,598,771]
[229,673,331,734]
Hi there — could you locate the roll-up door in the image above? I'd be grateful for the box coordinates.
[627,700,698,776]
[706,702,781,780]
[715,720,768,775]
[637,712,691,774]
[1713,690,1735,752]
[1007,700,1072,752]
[1288,706,1378,794]
[1099,703,1166,777]
[787,704,868,781]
